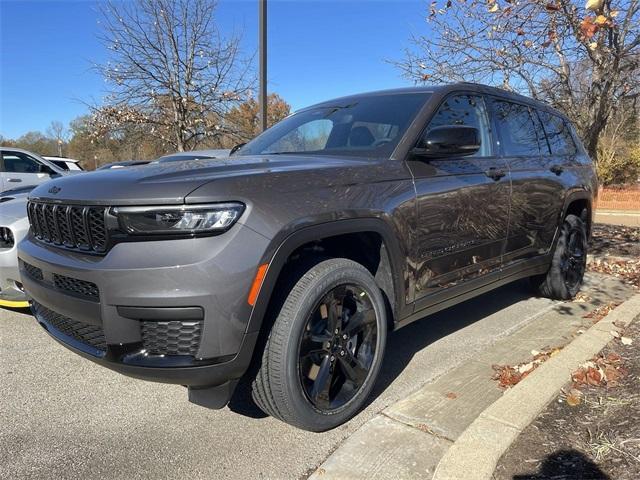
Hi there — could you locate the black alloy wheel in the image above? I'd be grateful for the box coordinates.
[298,284,378,411]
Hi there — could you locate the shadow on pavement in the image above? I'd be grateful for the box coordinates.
[229,279,536,418]
[512,449,610,479]
[371,279,534,401]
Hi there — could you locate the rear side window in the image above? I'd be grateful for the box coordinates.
[491,100,540,156]
[538,111,577,155]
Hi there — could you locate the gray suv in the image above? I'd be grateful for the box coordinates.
[18,84,596,431]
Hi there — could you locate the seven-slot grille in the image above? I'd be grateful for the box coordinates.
[27,201,108,253]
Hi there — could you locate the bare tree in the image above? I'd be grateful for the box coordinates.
[46,120,68,156]
[397,0,640,159]
[93,0,254,152]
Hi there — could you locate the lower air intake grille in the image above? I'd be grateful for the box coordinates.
[141,321,202,356]
[34,302,106,351]
[20,260,44,281]
[53,274,100,302]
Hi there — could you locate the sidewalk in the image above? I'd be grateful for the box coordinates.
[595,211,640,227]
[309,273,637,479]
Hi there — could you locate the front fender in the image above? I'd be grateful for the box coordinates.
[245,217,409,334]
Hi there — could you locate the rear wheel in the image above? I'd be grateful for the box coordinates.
[531,214,587,300]
[251,258,387,431]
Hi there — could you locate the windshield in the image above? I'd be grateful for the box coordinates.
[237,92,430,158]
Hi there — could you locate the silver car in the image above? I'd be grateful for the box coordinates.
[0,191,30,307]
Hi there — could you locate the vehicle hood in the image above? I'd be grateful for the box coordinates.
[0,196,28,224]
[28,154,374,205]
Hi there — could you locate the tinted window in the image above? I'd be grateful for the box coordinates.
[238,93,430,157]
[427,94,492,156]
[2,152,42,173]
[51,160,71,170]
[265,119,332,153]
[538,111,577,155]
[492,101,540,156]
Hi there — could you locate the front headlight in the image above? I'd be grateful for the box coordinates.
[112,203,245,235]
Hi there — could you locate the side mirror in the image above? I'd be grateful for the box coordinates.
[39,164,56,175]
[411,125,480,158]
[229,143,246,156]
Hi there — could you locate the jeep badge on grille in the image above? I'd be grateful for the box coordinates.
[48,186,61,194]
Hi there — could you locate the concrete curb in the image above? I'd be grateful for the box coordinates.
[432,293,640,480]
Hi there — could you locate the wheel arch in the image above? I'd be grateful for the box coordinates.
[245,218,408,335]
[561,190,593,238]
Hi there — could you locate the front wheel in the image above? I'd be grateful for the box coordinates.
[252,258,388,431]
[531,214,587,300]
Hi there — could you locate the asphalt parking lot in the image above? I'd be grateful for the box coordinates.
[0,279,605,479]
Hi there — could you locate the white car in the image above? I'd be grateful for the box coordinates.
[0,147,69,192]
[0,190,30,307]
[43,156,83,171]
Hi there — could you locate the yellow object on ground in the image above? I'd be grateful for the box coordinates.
[0,299,30,308]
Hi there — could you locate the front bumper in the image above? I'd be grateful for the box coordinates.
[1,224,29,307]
[18,222,270,388]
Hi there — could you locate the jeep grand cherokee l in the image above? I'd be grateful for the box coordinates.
[18,83,596,431]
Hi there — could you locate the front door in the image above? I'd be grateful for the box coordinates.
[407,94,511,302]
[0,150,51,191]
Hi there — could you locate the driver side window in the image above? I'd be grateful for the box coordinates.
[427,95,492,157]
[2,152,42,173]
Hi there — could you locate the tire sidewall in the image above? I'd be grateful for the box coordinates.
[276,260,387,431]
[550,214,587,299]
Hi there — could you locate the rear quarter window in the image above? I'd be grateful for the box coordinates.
[491,100,541,156]
[538,111,577,156]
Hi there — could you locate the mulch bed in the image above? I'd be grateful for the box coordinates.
[493,223,640,479]
[590,224,640,258]
[588,224,640,289]
[493,316,640,480]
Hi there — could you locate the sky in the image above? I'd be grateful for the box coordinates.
[0,0,427,139]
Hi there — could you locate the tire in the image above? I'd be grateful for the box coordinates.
[531,214,587,300]
[251,258,388,431]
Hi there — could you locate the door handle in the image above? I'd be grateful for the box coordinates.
[8,178,22,183]
[550,165,564,175]
[484,168,506,181]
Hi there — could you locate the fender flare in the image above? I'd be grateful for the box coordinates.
[245,217,407,334]
[561,189,594,234]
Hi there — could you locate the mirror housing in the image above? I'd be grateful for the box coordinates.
[39,164,56,175]
[411,125,481,158]
[229,143,246,156]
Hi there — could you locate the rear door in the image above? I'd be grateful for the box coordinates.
[489,100,566,264]
[0,150,52,191]
[408,93,511,301]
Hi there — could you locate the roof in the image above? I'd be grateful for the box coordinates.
[43,156,80,163]
[305,82,567,120]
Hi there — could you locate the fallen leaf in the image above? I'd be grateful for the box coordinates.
[586,367,602,386]
[566,390,582,406]
[445,392,458,399]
